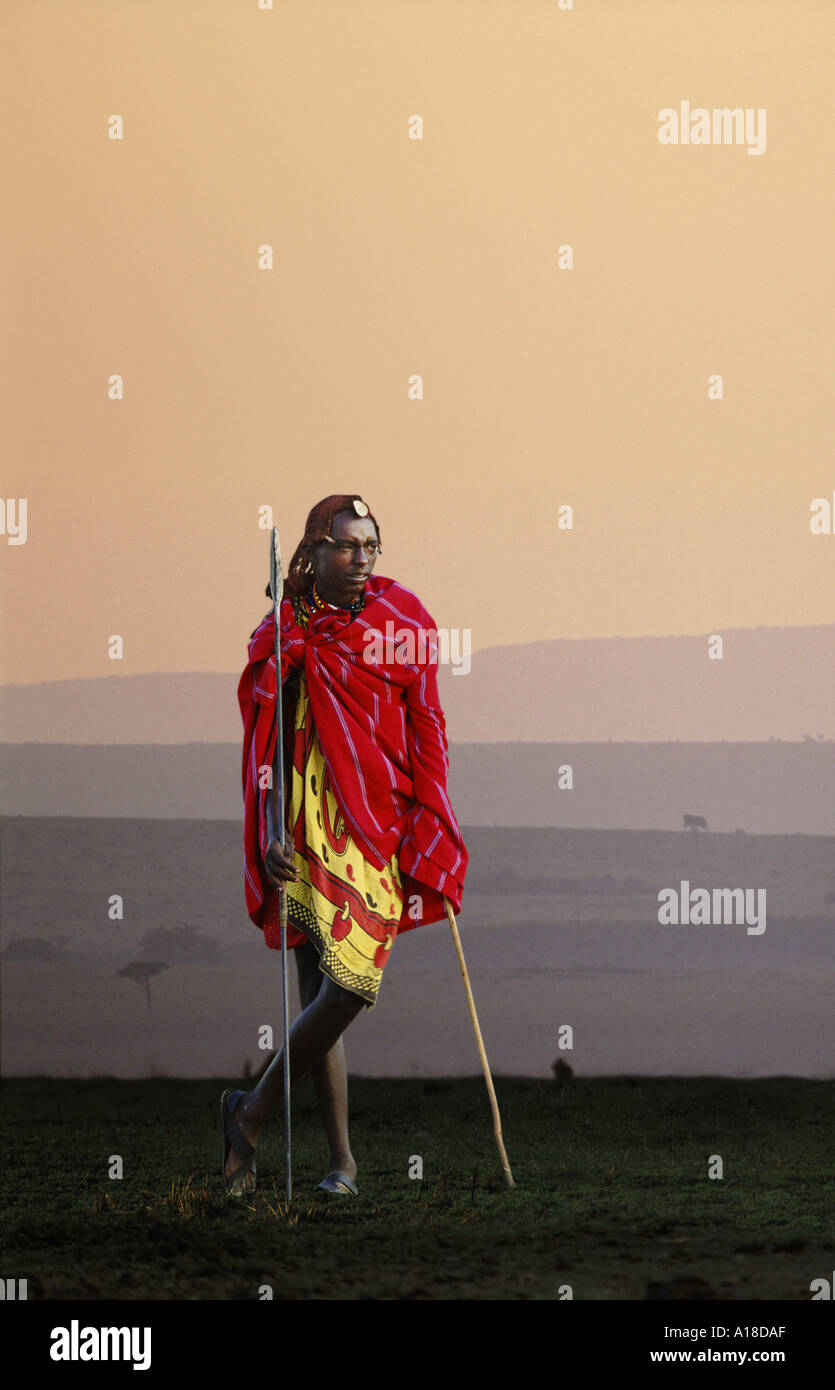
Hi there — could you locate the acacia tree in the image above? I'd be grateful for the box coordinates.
[116,960,170,1010]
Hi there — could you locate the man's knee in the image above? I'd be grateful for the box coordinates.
[294,942,322,1007]
[320,977,364,1026]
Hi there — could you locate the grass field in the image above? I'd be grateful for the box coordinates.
[1,1075,832,1301]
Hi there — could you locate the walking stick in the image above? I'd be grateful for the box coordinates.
[443,896,514,1188]
[269,526,292,1204]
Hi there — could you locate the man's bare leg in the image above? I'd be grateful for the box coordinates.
[224,942,363,1184]
[294,942,357,1179]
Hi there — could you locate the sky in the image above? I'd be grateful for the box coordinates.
[3,0,833,686]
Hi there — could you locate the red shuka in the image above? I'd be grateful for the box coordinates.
[237,574,468,942]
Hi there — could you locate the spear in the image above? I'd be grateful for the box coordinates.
[443,896,514,1188]
[269,525,292,1203]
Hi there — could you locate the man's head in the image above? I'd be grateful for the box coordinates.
[273,494,383,603]
[311,511,381,606]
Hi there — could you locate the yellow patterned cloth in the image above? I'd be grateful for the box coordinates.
[282,671,404,1008]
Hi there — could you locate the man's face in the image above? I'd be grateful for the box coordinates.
[312,512,380,606]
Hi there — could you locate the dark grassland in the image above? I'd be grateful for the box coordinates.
[1,1075,831,1300]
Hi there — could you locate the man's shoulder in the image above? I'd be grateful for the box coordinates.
[366,575,433,625]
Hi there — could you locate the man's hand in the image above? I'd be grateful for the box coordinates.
[264,835,298,888]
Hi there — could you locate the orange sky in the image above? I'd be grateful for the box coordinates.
[3,0,833,684]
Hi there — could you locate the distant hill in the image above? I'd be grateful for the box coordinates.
[1,741,833,834]
[1,625,833,744]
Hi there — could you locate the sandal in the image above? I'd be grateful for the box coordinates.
[221,1089,257,1197]
[317,1170,358,1196]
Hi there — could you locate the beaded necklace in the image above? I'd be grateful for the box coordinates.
[308,580,366,616]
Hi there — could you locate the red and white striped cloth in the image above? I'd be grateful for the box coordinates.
[237,574,468,938]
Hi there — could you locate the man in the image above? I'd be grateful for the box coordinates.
[224,494,468,1196]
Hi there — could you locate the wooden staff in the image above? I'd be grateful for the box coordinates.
[443,896,514,1188]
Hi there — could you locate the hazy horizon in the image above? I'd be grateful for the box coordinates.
[3,819,832,1080]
